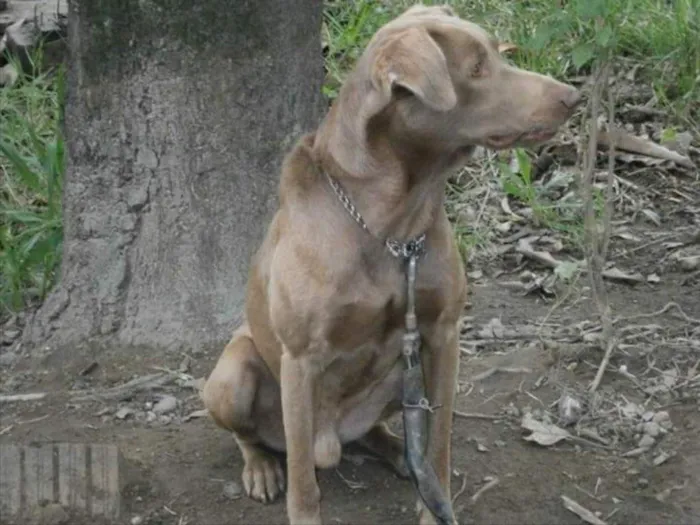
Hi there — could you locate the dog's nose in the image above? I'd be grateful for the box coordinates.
[561,88,582,110]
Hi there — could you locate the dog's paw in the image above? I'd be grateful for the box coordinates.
[242,450,286,504]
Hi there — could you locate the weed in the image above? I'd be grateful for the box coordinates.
[0,54,65,312]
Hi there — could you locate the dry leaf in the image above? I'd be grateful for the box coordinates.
[601,267,645,283]
[521,413,571,446]
[642,209,662,226]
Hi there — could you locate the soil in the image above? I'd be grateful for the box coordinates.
[2,264,699,525]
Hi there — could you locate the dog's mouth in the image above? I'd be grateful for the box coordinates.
[484,128,557,149]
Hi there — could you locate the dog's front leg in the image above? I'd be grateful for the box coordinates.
[281,351,322,525]
[419,324,460,525]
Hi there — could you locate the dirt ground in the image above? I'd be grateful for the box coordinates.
[2,260,699,525]
[2,107,700,524]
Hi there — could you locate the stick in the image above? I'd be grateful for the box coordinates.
[453,410,501,421]
[470,477,499,504]
[71,372,175,402]
[0,392,47,403]
[597,128,695,169]
[452,475,468,503]
[615,301,700,325]
[561,495,607,525]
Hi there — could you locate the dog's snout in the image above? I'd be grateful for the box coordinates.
[561,88,582,110]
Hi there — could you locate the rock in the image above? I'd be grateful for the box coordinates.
[223,481,242,500]
[643,421,661,438]
[114,407,134,420]
[654,411,672,430]
[0,63,18,87]
[146,411,156,423]
[639,434,656,449]
[642,411,655,422]
[558,394,583,426]
[3,329,20,341]
[637,477,649,489]
[0,351,18,367]
[679,256,700,272]
[153,395,177,414]
[130,516,144,525]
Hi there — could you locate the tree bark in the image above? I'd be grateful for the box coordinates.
[25,0,325,353]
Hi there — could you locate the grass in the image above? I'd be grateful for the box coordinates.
[0,53,64,313]
[0,0,698,312]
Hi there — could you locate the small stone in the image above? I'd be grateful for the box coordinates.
[115,407,134,420]
[626,468,640,476]
[642,411,655,422]
[153,395,177,414]
[146,411,157,423]
[637,478,649,488]
[558,394,583,426]
[0,351,18,367]
[476,442,489,453]
[158,414,172,425]
[400,506,408,513]
[653,451,674,466]
[3,329,20,341]
[223,481,243,500]
[131,517,144,525]
[494,440,506,448]
[652,411,670,424]
[639,434,656,449]
[504,404,520,417]
[643,422,661,438]
[679,256,700,272]
[646,273,660,284]
[144,401,153,410]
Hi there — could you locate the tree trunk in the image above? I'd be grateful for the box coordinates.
[25,0,325,354]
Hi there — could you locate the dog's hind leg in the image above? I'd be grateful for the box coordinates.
[203,326,286,504]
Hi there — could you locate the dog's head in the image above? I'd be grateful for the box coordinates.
[342,4,581,153]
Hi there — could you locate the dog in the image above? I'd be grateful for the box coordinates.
[203,4,581,524]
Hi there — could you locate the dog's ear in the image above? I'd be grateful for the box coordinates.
[371,27,457,112]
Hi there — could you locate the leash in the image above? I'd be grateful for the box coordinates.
[324,171,456,525]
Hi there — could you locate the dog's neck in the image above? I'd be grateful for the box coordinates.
[314,98,471,242]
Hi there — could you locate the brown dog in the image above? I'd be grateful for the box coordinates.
[203,4,581,524]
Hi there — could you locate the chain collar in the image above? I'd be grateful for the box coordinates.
[324,171,426,260]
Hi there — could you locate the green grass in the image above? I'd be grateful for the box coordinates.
[0,55,64,312]
[0,0,698,312]
[324,0,699,120]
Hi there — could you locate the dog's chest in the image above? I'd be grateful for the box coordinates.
[323,255,449,354]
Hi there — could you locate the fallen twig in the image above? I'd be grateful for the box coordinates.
[470,366,532,382]
[615,301,700,325]
[453,410,502,421]
[561,495,607,525]
[598,128,695,170]
[71,372,176,402]
[515,242,642,284]
[452,474,468,503]
[0,392,47,403]
[470,477,499,504]
[590,337,618,393]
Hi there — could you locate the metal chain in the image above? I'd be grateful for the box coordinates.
[324,171,426,260]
